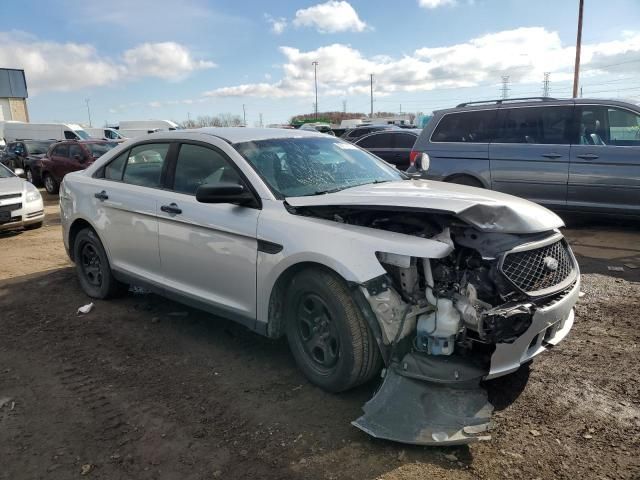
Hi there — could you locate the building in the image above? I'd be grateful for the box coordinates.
[0,69,29,122]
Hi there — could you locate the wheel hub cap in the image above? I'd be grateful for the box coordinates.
[296,294,340,369]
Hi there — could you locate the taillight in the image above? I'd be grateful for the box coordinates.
[409,150,420,166]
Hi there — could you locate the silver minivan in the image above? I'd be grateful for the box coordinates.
[410,98,640,215]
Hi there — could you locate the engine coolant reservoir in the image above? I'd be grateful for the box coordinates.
[416,299,461,355]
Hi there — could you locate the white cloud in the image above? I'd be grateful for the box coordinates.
[0,32,215,93]
[265,14,287,34]
[203,27,640,99]
[293,1,368,33]
[123,42,215,80]
[418,0,457,8]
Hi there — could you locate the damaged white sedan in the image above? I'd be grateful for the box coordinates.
[60,128,579,446]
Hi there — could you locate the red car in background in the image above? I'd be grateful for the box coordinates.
[33,140,118,194]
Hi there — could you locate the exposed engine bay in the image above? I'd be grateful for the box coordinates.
[292,205,579,445]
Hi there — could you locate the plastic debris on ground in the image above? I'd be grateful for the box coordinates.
[77,303,94,315]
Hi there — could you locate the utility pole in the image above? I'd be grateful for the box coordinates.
[399,104,402,114]
[500,75,510,100]
[572,0,584,98]
[242,104,246,126]
[342,99,347,113]
[580,85,583,98]
[542,72,551,97]
[259,113,263,127]
[85,98,92,127]
[312,61,319,120]
[370,74,374,118]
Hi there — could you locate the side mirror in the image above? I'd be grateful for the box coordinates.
[196,182,256,207]
[14,168,25,178]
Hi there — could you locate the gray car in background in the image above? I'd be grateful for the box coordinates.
[410,97,640,216]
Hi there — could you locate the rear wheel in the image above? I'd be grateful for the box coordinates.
[285,268,381,393]
[43,174,59,194]
[448,175,483,188]
[73,228,126,299]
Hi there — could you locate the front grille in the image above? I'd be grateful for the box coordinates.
[0,193,21,201]
[0,203,22,212]
[500,239,576,296]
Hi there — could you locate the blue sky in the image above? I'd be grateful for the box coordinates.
[2,0,639,126]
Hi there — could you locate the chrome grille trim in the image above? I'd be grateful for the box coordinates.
[499,236,578,297]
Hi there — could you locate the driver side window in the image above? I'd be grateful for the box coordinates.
[172,144,242,195]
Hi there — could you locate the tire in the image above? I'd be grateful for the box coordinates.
[448,175,483,188]
[285,268,381,393]
[25,168,41,186]
[24,222,43,230]
[43,173,59,194]
[73,228,126,299]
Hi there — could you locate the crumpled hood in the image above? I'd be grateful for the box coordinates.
[286,180,564,234]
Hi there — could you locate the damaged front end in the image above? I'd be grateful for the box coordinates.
[293,204,579,446]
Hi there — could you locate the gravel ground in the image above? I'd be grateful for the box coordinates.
[0,193,638,479]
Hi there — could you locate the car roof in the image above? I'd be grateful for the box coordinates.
[434,97,640,115]
[144,127,325,144]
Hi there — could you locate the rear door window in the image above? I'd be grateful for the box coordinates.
[494,106,573,144]
[122,143,170,188]
[53,144,69,158]
[358,133,392,148]
[69,144,84,159]
[395,133,418,149]
[431,110,496,143]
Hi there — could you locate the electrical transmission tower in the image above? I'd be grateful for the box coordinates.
[500,76,510,100]
[542,72,551,97]
[342,99,347,113]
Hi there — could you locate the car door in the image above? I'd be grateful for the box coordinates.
[156,141,260,323]
[49,144,71,181]
[91,142,172,285]
[489,105,573,208]
[569,105,640,214]
[356,133,396,164]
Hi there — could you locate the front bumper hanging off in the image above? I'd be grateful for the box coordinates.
[352,354,493,446]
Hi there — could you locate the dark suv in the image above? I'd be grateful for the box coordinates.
[341,124,399,142]
[0,140,54,173]
[38,140,118,193]
[410,97,640,216]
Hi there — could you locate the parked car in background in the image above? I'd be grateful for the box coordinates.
[85,127,127,141]
[0,140,53,172]
[299,122,335,135]
[341,124,399,142]
[354,129,421,170]
[60,127,578,446]
[410,97,640,216]
[1,121,90,142]
[0,162,44,232]
[38,140,118,193]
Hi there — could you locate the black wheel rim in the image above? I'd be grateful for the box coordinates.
[295,293,340,372]
[45,176,53,192]
[26,170,32,183]
[80,242,103,287]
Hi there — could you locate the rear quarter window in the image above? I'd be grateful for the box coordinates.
[431,110,496,143]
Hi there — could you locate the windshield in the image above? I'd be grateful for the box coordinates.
[0,163,15,178]
[75,129,90,139]
[234,137,404,198]
[24,140,53,155]
[87,142,118,157]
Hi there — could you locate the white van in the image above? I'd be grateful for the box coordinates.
[118,120,179,131]
[85,127,127,140]
[1,122,90,142]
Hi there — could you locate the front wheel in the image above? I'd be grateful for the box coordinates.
[285,268,381,393]
[73,228,126,299]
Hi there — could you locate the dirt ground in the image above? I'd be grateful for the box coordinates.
[1,191,639,479]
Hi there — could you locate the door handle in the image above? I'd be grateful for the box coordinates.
[577,154,599,160]
[161,203,182,215]
[94,190,108,201]
[541,153,562,159]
